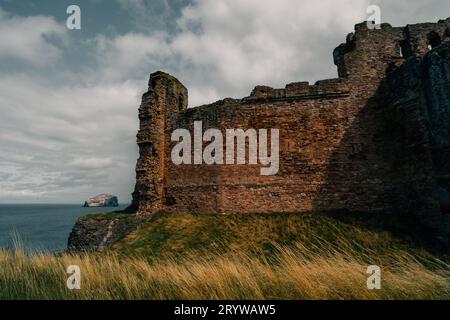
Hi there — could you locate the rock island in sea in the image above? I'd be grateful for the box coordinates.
[83,193,119,207]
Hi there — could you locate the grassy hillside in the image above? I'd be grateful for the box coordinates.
[0,211,449,299]
[114,211,450,261]
[112,211,420,260]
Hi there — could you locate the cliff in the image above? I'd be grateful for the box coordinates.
[67,213,144,252]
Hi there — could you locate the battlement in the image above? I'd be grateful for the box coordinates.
[245,78,350,102]
[182,78,350,115]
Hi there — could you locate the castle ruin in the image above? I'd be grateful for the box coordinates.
[128,19,450,239]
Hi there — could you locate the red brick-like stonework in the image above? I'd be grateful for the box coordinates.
[128,19,450,239]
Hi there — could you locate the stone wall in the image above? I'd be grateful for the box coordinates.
[129,19,450,239]
[381,40,450,234]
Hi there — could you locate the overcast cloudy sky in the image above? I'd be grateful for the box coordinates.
[0,0,448,204]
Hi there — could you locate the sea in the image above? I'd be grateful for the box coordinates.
[0,204,129,253]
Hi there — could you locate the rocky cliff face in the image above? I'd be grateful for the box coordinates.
[67,214,144,252]
[83,194,119,207]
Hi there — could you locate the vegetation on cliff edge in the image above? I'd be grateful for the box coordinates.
[0,212,448,299]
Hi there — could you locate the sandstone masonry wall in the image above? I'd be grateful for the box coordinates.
[129,19,450,239]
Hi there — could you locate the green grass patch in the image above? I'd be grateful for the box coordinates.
[112,211,435,264]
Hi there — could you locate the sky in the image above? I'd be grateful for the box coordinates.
[0,0,449,204]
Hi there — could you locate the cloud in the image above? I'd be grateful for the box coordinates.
[0,8,65,65]
[1,0,450,203]
[102,0,450,107]
[68,157,114,170]
[94,32,171,82]
[371,0,450,26]
[0,73,139,203]
[97,0,371,106]
[116,0,189,33]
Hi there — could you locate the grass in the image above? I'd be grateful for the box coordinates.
[80,211,131,221]
[112,211,420,259]
[0,212,449,300]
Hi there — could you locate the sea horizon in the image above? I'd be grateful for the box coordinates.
[0,202,132,205]
[0,203,130,253]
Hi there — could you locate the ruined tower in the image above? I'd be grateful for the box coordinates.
[129,72,188,213]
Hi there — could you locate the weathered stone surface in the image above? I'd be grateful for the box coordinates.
[67,215,144,252]
[83,193,119,207]
[127,18,450,241]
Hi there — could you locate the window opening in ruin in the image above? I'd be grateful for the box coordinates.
[178,96,184,112]
[399,40,408,58]
[427,31,442,49]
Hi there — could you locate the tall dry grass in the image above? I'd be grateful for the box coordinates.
[0,238,448,300]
